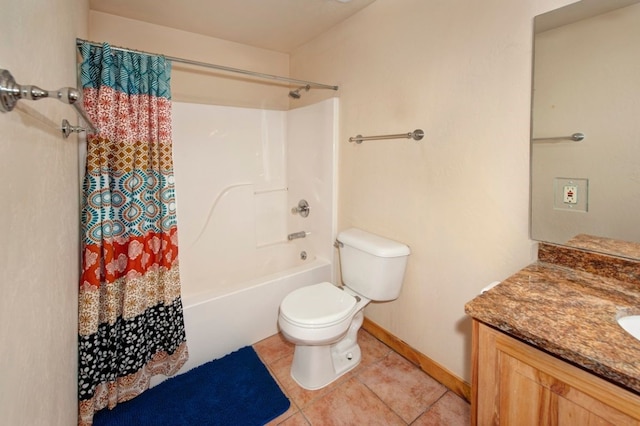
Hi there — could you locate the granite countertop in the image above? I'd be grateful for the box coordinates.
[465,241,640,394]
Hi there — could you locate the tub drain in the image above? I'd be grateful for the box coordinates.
[300,251,307,260]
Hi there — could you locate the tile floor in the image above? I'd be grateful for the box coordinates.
[254,329,470,425]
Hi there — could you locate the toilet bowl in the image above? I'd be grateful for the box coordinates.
[279,282,366,345]
[279,282,370,389]
[278,228,410,390]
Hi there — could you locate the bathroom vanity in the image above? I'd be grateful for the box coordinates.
[465,241,640,425]
[470,2,640,422]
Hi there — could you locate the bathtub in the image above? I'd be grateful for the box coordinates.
[169,256,331,378]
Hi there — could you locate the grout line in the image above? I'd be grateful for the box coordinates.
[254,330,469,425]
[355,373,410,425]
[406,390,450,425]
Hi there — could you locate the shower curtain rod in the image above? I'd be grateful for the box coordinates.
[76,38,339,91]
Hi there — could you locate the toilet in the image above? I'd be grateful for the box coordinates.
[278,227,410,390]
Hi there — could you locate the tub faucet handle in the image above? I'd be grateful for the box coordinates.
[291,199,310,218]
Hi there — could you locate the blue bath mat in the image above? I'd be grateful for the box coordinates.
[93,346,290,426]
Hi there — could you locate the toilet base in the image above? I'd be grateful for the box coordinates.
[289,311,364,390]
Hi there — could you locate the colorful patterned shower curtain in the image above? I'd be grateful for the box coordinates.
[77,42,188,426]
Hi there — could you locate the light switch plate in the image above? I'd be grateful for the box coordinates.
[554,178,588,212]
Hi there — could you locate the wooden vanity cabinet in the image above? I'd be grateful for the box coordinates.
[472,320,640,425]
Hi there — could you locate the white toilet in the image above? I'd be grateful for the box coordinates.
[278,227,410,390]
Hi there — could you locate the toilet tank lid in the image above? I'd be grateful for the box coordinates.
[337,228,410,257]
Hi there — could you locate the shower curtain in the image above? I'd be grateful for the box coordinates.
[77,42,188,425]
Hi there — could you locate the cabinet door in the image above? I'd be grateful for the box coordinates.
[473,321,640,425]
[499,353,555,425]
[501,351,618,425]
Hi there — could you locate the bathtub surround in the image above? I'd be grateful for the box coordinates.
[78,43,188,424]
[163,99,337,378]
[93,346,289,426]
[172,99,337,300]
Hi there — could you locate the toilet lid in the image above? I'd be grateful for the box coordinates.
[280,282,357,327]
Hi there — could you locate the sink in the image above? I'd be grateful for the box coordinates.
[617,315,640,341]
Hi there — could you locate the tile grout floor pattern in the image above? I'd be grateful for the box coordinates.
[253,329,470,425]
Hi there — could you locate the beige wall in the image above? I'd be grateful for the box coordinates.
[0,3,589,422]
[0,0,88,424]
[89,11,291,110]
[290,0,576,382]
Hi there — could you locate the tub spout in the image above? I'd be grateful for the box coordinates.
[288,231,308,241]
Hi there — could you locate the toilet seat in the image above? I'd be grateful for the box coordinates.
[280,282,357,328]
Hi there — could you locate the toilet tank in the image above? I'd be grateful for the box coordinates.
[337,228,410,301]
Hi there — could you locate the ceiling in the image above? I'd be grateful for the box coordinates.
[89,0,377,53]
[535,0,640,33]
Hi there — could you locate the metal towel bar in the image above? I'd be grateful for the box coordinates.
[349,129,424,144]
[0,68,98,138]
[532,133,585,142]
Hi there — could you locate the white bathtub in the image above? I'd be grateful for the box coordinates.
[174,256,331,376]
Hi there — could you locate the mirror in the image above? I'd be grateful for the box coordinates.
[531,0,640,260]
